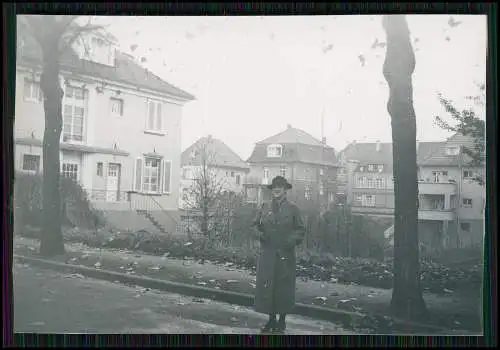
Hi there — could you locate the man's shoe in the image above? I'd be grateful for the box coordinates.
[260,320,277,333]
[274,320,286,334]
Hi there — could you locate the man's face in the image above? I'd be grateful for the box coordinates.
[271,186,286,200]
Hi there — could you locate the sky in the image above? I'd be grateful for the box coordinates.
[95,15,487,160]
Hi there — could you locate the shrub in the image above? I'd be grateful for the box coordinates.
[14,172,106,232]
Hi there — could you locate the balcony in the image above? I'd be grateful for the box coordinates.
[418,181,457,195]
[418,209,456,221]
[351,205,394,217]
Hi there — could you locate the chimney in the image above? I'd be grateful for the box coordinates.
[321,137,326,145]
[287,124,292,129]
[376,140,381,152]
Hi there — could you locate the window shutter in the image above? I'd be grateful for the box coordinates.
[159,159,164,193]
[163,160,171,194]
[23,79,31,100]
[147,101,155,130]
[134,158,143,192]
[156,102,162,131]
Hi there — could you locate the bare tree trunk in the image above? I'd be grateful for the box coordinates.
[382,15,428,320]
[39,46,65,257]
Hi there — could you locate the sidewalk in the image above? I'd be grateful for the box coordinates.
[14,237,481,333]
[14,261,350,334]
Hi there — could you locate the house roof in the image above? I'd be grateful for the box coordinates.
[16,28,195,101]
[181,136,250,170]
[258,126,325,147]
[247,125,338,166]
[419,133,478,167]
[246,143,337,166]
[339,141,444,167]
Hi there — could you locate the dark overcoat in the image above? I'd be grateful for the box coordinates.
[252,198,305,314]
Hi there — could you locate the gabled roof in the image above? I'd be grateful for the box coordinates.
[339,141,444,167]
[16,28,195,101]
[258,126,324,147]
[419,133,479,167]
[247,126,337,166]
[182,137,250,171]
[246,143,337,166]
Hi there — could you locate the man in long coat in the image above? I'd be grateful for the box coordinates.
[252,176,305,333]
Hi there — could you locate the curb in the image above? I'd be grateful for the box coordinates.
[13,254,461,334]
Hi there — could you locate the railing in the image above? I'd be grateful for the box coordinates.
[88,189,128,203]
[128,191,179,233]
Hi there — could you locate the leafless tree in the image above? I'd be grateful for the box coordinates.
[18,16,104,256]
[182,139,230,247]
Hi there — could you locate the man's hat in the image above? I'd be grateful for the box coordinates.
[267,176,292,190]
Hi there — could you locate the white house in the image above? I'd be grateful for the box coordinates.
[15,25,195,233]
[179,135,250,209]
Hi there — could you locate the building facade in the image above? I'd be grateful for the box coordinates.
[15,26,195,233]
[337,136,485,250]
[179,136,250,209]
[244,125,338,210]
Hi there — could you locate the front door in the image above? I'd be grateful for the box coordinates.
[106,163,120,202]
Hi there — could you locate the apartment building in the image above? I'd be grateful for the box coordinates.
[15,26,195,233]
[179,135,250,209]
[338,136,485,250]
[244,124,338,210]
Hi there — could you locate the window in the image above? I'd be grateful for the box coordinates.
[357,176,368,188]
[460,222,471,232]
[263,167,269,179]
[362,194,375,207]
[305,184,312,200]
[377,165,384,172]
[432,171,448,183]
[62,163,78,181]
[279,165,287,178]
[319,168,324,176]
[22,154,40,173]
[267,144,283,158]
[445,146,460,156]
[231,171,235,177]
[319,182,324,196]
[97,162,103,176]
[236,174,241,185]
[463,170,474,178]
[134,157,171,194]
[375,178,384,189]
[23,78,42,102]
[367,178,374,188]
[355,194,363,202]
[143,158,160,193]
[368,164,374,172]
[110,97,124,116]
[462,198,473,208]
[63,85,86,142]
[146,100,163,132]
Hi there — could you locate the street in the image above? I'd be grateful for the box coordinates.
[13,261,353,334]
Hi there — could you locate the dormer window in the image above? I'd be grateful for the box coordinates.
[445,146,460,156]
[267,144,283,158]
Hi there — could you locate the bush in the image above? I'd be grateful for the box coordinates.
[14,172,106,232]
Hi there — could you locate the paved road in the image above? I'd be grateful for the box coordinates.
[13,261,353,334]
